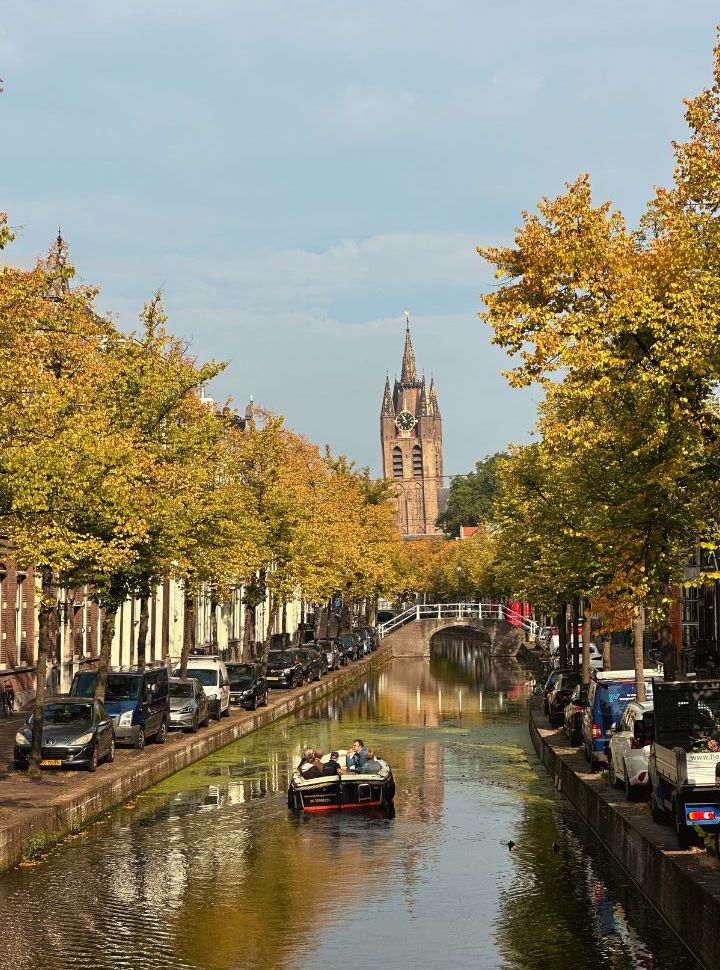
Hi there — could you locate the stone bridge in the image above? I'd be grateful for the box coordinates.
[378,604,533,658]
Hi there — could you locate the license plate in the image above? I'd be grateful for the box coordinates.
[267,676,279,681]
[41,759,62,766]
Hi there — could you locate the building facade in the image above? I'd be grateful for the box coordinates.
[380,318,444,537]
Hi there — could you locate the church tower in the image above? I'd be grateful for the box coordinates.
[381,315,444,537]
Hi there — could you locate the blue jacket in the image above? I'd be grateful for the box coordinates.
[346,746,367,771]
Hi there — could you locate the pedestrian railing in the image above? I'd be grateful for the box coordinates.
[377,603,537,640]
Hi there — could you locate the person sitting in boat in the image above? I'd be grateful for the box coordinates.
[361,749,382,774]
[322,751,342,776]
[303,749,326,779]
[345,738,368,772]
[298,745,315,775]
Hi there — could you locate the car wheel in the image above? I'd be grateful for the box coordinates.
[87,747,98,773]
[135,727,146,751]
[105,737,116,764]
[249,694,257,711]
[624,772,639,802]
[154,719,168,744]
[650,792,667,824]
[202,712,210,727]
[221,704,230,718]
[13,759,24,771]
[188,715,199,734]
[316,669,322,681]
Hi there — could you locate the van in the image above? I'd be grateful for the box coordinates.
[172,656,230,720]
[582,668,661,771]
[70,666,169,750]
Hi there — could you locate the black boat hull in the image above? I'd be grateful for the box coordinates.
[288,771,395,812]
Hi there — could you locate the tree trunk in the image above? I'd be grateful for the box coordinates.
[369,599,378,626]
[557,603,568,668]
[137,595,150,671]
[242,602,254,661]
[95,605,118,704]
[659,619,677,681]
[265,595,278,649]
[281,601,287,635]
[210,594,218,647]
[313,607,322,640]
[571,596,580,670]
[180,588,196,678]
[633,609,646,703]
[601,633,612,670]
[582,599,592,685]
[29,567,54,779]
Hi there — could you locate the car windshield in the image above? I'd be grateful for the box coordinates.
[187,668,218,687]
[557,674,582,690]
[72,673,140,701]
[267,652,294,665]
[227,664,254,678]
[42,703,92,727]
[169,682,194,698]
[599,681,654,723]
[341,637,354,646]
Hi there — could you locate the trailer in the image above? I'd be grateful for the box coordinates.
[648,679,720,847]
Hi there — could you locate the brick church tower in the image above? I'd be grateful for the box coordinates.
[380,316,444,537]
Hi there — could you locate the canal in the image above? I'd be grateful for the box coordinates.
[0,632,702,970]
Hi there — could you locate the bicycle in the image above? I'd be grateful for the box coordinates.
[0,683,14,717]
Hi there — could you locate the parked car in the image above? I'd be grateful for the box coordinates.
[563,683,589,745]
[297,646,327,681]
[547,671,583,727]
[226,663,268,710]
[582,668,660,771]
[172,656,230,720]
[71,666,170,750]
[169,677,210,733]
[14,696,115,772]
[542,667,574,715]
[357,628,376,656]
[339,634,361,663]
[265,648,305,688]
[608,700,654,800]
[314,638,342,671]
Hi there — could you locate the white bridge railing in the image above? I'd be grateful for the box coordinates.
[377,602,538,640]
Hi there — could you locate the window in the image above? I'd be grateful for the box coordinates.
[14,575,24,664]
[412,445,423,478]
[392,447,403,478]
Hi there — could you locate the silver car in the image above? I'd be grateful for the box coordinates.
[168,678,210,733]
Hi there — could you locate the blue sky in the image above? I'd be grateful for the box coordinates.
[1,2,718,476]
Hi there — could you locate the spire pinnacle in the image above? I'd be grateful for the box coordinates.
[428,378,440,416]
[400,313,418,385]
[381,375,394,415]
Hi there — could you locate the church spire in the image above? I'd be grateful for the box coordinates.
[400,312,418,385]
[428,378,440,416]
[40,229,71,301]
[419,376,429,416]
[381,376,394,416]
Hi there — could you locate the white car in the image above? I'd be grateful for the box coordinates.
[172,656,230,720]
[549,641,603,670]
[607,700,654,799]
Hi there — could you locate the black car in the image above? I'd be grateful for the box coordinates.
[339,634,361,664]
[547,672,583,727]
[14,696,115,772]
[265,649,305,688]
[314,638,342,671]
[357,628,377,656]
[542,667,574,716]
[226,663,268,710]
[563,683,589,744]
[298,646,327,681]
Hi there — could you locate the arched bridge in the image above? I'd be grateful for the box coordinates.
[378,603,537,658]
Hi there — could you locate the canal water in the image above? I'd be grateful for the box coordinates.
[0,633,702,970]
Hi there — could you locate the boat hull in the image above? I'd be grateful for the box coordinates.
[288,771,395,812]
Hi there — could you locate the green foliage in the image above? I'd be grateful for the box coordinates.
[437,452,506,537]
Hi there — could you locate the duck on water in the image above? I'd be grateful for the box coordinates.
[288,740,396,812]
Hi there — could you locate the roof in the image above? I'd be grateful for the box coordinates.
[592,669,661,681]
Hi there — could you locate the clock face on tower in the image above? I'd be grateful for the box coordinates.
[395,410,417,432]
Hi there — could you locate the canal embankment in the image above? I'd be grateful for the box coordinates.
[530,697,720,970]
[0,646,391,875]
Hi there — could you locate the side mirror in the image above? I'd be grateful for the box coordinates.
[608,722,617,735]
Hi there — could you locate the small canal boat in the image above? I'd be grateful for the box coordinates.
[287,752,396,812]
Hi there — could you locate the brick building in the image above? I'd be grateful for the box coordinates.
[380,316,446,537]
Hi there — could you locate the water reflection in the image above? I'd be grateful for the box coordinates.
[0,633,700,970]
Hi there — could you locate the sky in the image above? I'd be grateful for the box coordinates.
[1,2,718,478]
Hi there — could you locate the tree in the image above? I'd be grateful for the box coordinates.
[437,452,506,537]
